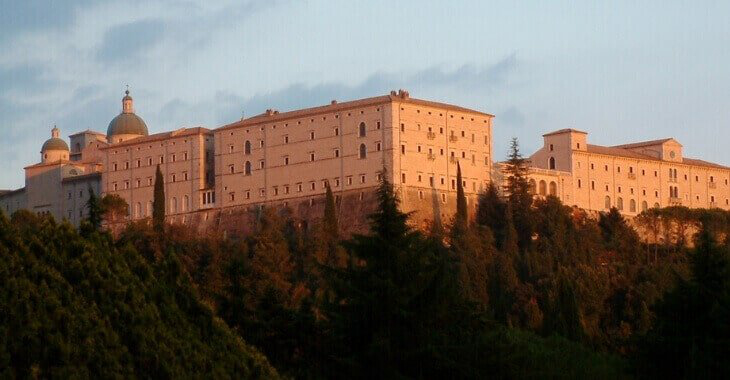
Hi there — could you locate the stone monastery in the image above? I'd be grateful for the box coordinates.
[1,89,729,234]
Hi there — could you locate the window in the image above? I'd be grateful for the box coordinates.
[347,177,352,185]
[229,193,235,202]
[549,144,554,151]
[184,152,188,160]
[401,145,406,154]
[376,121,381,130]
[334,149,340,158]
[244,161,252,175]
[549,181,557,196]
[539,180,547,195]
[284,135,289,144]
[113,163,118,171]
[310,131,315,140]
[244,140,251,154]
[297,184,302,192]
[125,161,129,169]
[591,181,595,190]
[259,140,265,148]
[359,144,367,159]
[136,159,141,168]
[359,122,367,137]
[310,182,316,190]
[630,199,636,212]
[376,142,381,151]
[605,196,611,210]
[246,190,251,199]
[160,156,164,164]
[642,201,648,211]
[360,174,366,184]
[400,123,405,132]
[148,158,152,166]
[284,156,289,165]
[334,127,339,136]
[549,157,556,170]
[183,195,189,212]
[310,153,315,162]
[229,165,235,174]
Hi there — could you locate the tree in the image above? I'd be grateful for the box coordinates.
[86,187,102,231]
[455,162,468,231]
[489,205,521,326]
[153,164,165,234]
[544,271,584,342]
[326,171,470,378]
[476,182,506,247]
[638,226,730,378]
[100,194,128,223]
[323,182,339,241]
[502,138,535,251]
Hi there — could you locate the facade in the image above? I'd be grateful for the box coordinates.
[525,129,730,215]
[1,89,494,233]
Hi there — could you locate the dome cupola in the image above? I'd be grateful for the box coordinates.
[107,87,149,143]
[41,126,69,163]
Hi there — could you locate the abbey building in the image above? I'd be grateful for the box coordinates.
[2,89,729,233]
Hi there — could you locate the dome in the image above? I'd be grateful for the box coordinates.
[107,88,149,139]
[41,137,69,152]
[107,112,149,137]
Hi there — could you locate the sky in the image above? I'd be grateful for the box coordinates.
[1,0,729,189]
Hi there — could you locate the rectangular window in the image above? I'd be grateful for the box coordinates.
[347,177,353,185]
[297,183,302,192]
[335,149,340,158]
[246,190,251,199]
[334,128,339,136]
[284,135,289,144]
[402,173,406,183]
[259,160,265,169]
[360,175,366,184]
[310,153,315,161]
[310,131,315,140]
[401,145,406,154]
[284,156,289,165]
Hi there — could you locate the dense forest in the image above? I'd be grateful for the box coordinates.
[2,142,729,379]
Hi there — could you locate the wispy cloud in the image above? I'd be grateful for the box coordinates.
[96,19,165,63]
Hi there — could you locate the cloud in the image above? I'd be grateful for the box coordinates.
[0,0,107,43]
[96,19,165,63]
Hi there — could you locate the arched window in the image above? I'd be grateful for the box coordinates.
[528,179,537,194]
[549,157,556,170]
[359,143,367,159]
[642,201,648,212]
[183,195,189,212]
[244,140,251,155]
[653,202,660,208]
[538,180,547,196]
[630,199,636,212]
[359,122,367,137]
[549,181,557,196]
[135,202,142,218]
[604,196,611,210]
[244,161,251,175]
[617,197,624,210]
[147,201,153,216]
[172,197,177,213]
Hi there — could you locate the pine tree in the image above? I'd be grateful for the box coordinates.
[326,171,469,378]
[476,181,506,247]
[489,205,521,326]
[86,187,102,231]
[503,138,535,251]
[153,164,165,234]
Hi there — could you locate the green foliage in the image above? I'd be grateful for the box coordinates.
[455,162,468,231]
[0,212,279,378]
[100,193,128,223]
[637,227,730,378]
[502,138,536,251]
[153,164,165,234]
[85,187,102,231]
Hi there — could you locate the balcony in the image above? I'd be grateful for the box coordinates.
[449,135,458,142]
[668,197,682,206]
[426,131,436,140]
[628,173,636,180]
[427,153,436,161]
[709,182,717,189]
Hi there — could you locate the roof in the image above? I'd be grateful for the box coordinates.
[0,187,26,197]
[61,172,101,183]
[583,144,730,170]
[24,159,71,170]
[100,127,212,149]
[612,138,681,149]
[107,112,149,137]
[69,129,106,137]
[41,137,69,151]
[216,92,493,132]
[542,128,588,137]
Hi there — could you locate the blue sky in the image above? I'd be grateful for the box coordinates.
[1,0,729,189]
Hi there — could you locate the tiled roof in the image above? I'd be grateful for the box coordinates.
[216,93,493,131]
[100,127,211,149]
[542,128,588,137]
[68,129,106,137]
[583,144,730,170]
[612,138,680,149]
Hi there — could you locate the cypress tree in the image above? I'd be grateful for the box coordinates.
[86,187,102,231]
[323,182,339,240]
[153,164,165,234]
[455,162,468,231]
